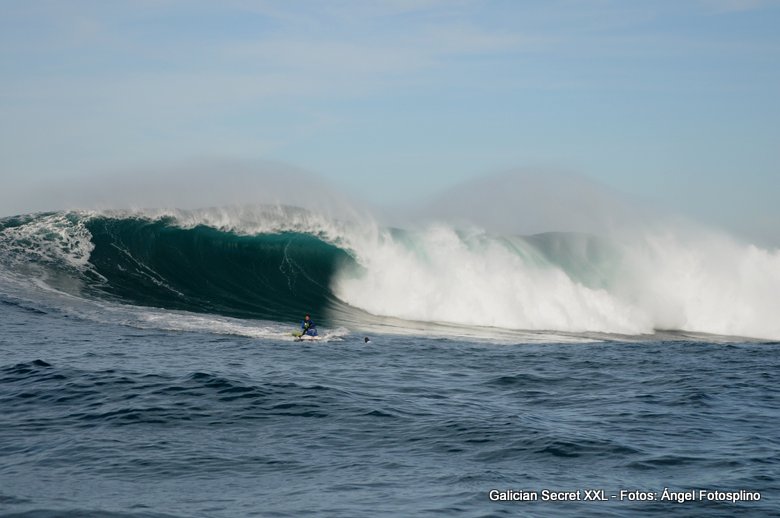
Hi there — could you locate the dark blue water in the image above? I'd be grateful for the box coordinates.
[1,301,779,517]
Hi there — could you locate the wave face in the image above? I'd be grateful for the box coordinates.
[1,208,779,340]
[86,217,351,321]
[0,210,352,324]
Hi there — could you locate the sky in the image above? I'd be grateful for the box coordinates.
[1,0,779,243]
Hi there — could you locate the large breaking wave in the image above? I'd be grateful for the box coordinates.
[1,206,779,340]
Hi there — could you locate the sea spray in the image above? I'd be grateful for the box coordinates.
[333,224,650,334]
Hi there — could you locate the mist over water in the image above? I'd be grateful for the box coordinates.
[409,169,651,237]
[3,159,367,223]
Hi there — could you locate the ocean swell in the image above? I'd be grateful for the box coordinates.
[1,207,779,340]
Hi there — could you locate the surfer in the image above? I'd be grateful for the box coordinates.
[299,313,318,337]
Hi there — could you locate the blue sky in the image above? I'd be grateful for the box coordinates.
[1,0,779,242]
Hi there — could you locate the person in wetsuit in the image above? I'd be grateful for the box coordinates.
[299,314,318,337]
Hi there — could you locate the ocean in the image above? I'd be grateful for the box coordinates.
[1,207,779,517]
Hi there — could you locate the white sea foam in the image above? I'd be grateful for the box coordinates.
[0,212,95,270]
[131,309,349,341]
[622,230,780,340]
[333,224,652,335]
[331,220,780,340]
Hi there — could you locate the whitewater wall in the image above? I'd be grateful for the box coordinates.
[334,223,780,339]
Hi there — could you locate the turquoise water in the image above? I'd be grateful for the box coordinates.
[1,209,779,517]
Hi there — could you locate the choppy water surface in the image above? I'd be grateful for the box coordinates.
[1,302,778,517]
